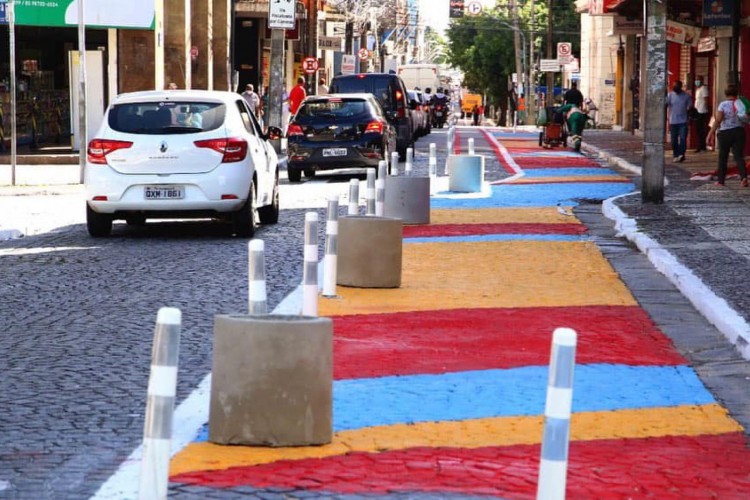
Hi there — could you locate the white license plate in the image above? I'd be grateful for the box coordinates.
[322,148,348,157]
[144,185,184,200]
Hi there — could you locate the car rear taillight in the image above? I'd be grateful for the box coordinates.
[364,121,384,134]
[194,137,248,163]
[287,123,304,137]
[87,139,133,164]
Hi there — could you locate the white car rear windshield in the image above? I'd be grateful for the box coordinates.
[108,102,225,134]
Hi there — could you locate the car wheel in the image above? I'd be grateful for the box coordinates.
[287,166,302,183]
[233,180,258,238]
[86,205,113,237]
[258,173,280,225]
[303,167,316,178]
[126,214,147,226]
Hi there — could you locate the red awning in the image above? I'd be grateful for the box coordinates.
[587,0,633,15]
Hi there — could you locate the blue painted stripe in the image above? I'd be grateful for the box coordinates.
[404,234,584,244]
[511,152,586,158]
[522,168,621,178]
[332,365,713,431]
[429,183,636,209]
[491,132,538,140]
[193,365,712,441]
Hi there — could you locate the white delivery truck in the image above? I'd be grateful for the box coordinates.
[397,64,441,91]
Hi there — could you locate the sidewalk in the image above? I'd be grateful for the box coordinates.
[582,129,750,358]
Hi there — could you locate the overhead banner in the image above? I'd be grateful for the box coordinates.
[449,0,464,18]
[14,0,155,29]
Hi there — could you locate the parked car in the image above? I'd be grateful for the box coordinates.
[84,89,282,237]
[407,90,430,137]
[286,93,397,182]
[329,73,414,159]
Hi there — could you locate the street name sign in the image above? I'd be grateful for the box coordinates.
[269,0,295,29]
[540,59,561,72]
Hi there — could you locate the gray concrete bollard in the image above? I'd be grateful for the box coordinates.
[405,147,413,174]
[384,176,430,225]
[302,212,318,316]
[366,168,376,216]
[390,151,400,176]
[209,314,333,446]
[247,239,267,315]
[323,196,339,298]
[139,307,181,500]
[337,215,403,288]
[447,154,485,192]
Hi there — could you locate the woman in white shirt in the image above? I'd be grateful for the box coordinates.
[707,83,747,187]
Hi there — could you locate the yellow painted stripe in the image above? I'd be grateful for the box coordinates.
[430,207,581,225]
[319,240,636,316]
[509,176,628,184]
[170,404,740,476]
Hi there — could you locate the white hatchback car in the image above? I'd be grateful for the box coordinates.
[84,90,282,237]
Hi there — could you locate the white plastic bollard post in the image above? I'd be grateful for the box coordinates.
[429,143,437,177]
[139,307,181,500]
[376,161,387,216]
[390,151,399,176]
[323,196,339,298]
[365,168,376,216]
[405,147,413,174]
[247,239,267,314]
[446,126,453,151]
[468,137,475,155]
[537,327,577,500]
[347,179,359,216]
[302,212,319,316]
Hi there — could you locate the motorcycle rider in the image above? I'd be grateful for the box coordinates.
[432,87,449,128]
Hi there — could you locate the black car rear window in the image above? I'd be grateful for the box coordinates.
[331,77,394,110]
[296,99,370,120]
[108,102,225,134]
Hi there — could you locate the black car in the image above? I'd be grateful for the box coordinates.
[329,73,414,159]
[285,93,398,182]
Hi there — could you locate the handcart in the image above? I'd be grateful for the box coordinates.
[538,106,568,148]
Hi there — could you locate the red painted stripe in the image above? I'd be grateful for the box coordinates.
[331,306,685,380]
[453,128,462,154]
[403,223,588,238]
[171,433,750,498]
[512,156,602,168]
[480,128,516,174]
[508,179,631,184]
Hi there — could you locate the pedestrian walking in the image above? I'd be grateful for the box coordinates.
[666,80,692,162]
[707,83,748,187]
[472,104,480,126]
[242,84,261,118]
[288,76,307,116]
[318,77,329,95]
[563,81,584,108]
[692,76,710,152]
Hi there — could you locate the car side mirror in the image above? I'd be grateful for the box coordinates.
[266,126,282,140]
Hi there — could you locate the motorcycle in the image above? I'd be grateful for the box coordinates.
[433,103,447,128]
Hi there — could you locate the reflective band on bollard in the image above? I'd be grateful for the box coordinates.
[302,212,319,317]
[376,161,387,217]
[537,327,577,500]
[391,151,399,176]
[405,148,413,174]
[366,168,376,216]
[139,307,181,500]
[348,179,359,216]
[247,239,267,315]
[429,143,437,177]
[323,196,339,298]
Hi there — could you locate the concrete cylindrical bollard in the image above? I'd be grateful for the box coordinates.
[366,168,376,216]
[447,154,485,193]
[390,151,399,176]
[537,327,577,500]
[429,143,437,177]
[384,176,430,225]
[139,307,181,500]
[323,196,339,298]
[405,147,413,174]
[303,212,318,316]
[468,137,475,155]
[248,239,267,315]
[209,314,333,446]
[337,216,403,288]
[347,179,359,216]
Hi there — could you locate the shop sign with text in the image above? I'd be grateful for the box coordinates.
[14,0,155,29]
[702,0,732,27]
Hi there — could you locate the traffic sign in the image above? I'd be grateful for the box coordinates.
[540,59,561,72]
[302,56,319,75]
[466,0,482,15]
[358,48,370,61]
[557,42,573,64]
[269,0,295,29]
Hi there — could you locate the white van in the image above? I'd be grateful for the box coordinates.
[397,64,441,91]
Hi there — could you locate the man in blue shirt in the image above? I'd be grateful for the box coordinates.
[666,80,692,162]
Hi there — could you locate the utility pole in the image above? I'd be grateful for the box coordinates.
[642,0,667,203]
[268,29,285,135]
[510,0,523,119]
[528,0,536,126]
[546,0,553,106]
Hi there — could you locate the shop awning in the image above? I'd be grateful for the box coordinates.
[585,0,635,15]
